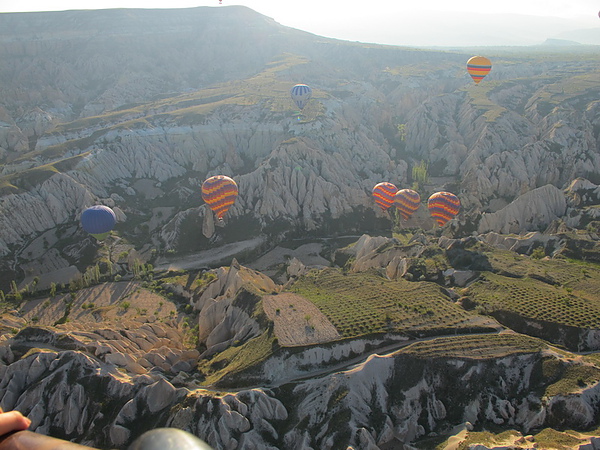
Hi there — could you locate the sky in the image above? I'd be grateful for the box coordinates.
[0,0,598,46]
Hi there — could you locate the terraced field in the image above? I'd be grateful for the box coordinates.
[399,333,546,359]
[466,271,600,329]
[289,268,497,338]
[482,243,600,285]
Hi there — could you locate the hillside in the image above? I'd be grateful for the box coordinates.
[0,7,598,292]
[0,6,599,450]
[2,229,600,449]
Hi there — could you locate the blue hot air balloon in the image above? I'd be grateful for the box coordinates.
[290,84,312,110]
[80,205,116,240]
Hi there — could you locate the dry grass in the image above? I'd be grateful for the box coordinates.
[18,281,179,329]
[400,333,546,359]
[262,292,340,346]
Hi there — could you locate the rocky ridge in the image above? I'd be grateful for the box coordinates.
[2,323,600,449]
[0,7,598,290]
[1,228,600,448]
[0,8,599,450]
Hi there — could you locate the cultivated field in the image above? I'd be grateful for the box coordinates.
[289,268,499,338]
[465,248,600,329]
[399,332,546,359]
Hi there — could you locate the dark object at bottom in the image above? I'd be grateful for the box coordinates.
[128,428,213,450]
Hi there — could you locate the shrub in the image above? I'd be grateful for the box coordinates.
[531,247,546,259]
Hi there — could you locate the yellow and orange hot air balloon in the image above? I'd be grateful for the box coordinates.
[466,56,492,84]
[201,175,238,220]
[394,189,421,220]
[372,182,398,211]
[428,191,460,226]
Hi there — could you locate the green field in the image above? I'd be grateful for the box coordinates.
[432,239,600,329]
[290,268,493,338]
[198,329,277,386]
[483,245,600,288]
[466,271,600,329]
[399,333,546,359]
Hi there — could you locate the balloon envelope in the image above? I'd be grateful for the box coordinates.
[290,84,312,110]
[394,189,421,220]
[372,182,398,211]
[428,192,460,226]
[129,428,213,450]
[80,205,116,237]
[466,56,492,84]
[201,175,238,219]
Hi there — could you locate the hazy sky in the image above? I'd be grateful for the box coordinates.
[0,0,598,46]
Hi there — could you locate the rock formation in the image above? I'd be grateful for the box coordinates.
[2,326,599,449]
[0,7,597,288]
[477,184,568,234]
[192,260,279,356]
[0,8,598,449]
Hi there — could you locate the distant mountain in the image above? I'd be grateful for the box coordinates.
[554,27,600,45]
[541,38,583,46]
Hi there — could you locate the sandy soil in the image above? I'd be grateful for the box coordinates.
[263,292,340,346]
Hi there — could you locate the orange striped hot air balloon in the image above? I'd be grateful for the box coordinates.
[201,175,238,220]
[394,189,421,220]
[466,56,492,84]
[372,182,398,211]
[428,191,460,226]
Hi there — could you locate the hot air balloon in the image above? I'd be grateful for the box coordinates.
[466,56,492,84]
[394,189,421,220]
[428,192,461,226]
[372,182,398,211]
[80,205,116,240]
[201,175,238,220]
[290,84,312,110]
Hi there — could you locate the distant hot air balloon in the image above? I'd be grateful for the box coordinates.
[372,182,398,211]
[290,84,312,110]
[394,189,421,220]
[201,175,238,220]
[466,56,492,84]
[428,192,461,226]
[80,205,116,240]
